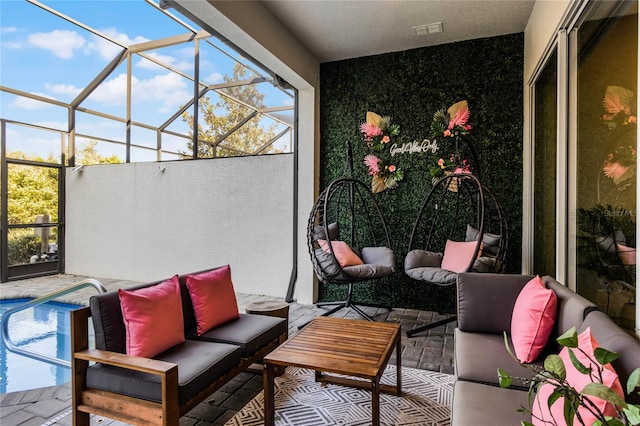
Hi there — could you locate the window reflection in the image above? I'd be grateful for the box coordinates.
[575,0,637,333]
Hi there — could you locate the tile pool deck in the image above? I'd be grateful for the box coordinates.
[0,274,455,425]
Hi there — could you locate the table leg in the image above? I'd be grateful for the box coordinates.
[395,331,402,395]
[372,379,380,426]
[263,363,276,425]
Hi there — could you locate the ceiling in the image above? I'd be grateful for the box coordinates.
[261,0,536,63]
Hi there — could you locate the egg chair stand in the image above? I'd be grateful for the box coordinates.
[306,177,396,327]
[404,172,508,337]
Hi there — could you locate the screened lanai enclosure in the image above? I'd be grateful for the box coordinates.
[0,0,297,283]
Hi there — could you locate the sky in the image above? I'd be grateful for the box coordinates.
[0,0,294,162]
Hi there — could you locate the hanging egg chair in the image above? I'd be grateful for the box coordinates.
[404,172,508,337]
[307,177,396,322]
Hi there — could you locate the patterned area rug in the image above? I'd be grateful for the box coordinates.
[225,365,454,426]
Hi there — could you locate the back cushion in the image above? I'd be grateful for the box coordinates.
[542,276,596,352]
[91,280,165,353]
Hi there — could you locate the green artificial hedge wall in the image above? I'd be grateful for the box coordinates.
[318,33,524,312]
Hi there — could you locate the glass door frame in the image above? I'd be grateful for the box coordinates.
[0,120,66,282]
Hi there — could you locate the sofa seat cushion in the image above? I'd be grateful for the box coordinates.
[86,340,241,406]
[451,380,530,426]
[191,313,286,357]
[454,329,540,389]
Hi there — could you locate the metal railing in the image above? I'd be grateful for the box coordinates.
[1,278,107,368]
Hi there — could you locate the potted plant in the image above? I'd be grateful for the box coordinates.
[498,327,640,426]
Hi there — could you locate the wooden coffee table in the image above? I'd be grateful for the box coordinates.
[263,316,401,426]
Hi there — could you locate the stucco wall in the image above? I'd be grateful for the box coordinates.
[65,155,294,298]
[171,0,321,304]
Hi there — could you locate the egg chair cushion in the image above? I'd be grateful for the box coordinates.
[465,224,502,257]
[404,249,458,285]
[405,266,458,285]
[404,249,443,269]
[342,246,395,279]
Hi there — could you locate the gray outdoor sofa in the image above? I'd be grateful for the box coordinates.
[451,273,640,425]
[71,266,287,426]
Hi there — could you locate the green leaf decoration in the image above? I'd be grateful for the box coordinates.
[623,403,640,424]
[593,418,625,426]
[521,422,534,426]
[562,394,577,426]
[547,388,562,408]
[556,327,579,348]
[581,382,626,408]
[498,368,512,388]
[568,348,591,375]
[627,368,640,395]
[544,354,566,380]
[594,347,620,366]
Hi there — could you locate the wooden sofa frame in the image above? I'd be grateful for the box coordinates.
[71,306,286,426]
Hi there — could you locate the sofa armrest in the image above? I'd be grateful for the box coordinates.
[74,349,177,375]
[457,273,534,334]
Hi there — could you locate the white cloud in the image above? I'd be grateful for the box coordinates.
[80,71,191,113]
[29,30,85,59]
[86,28,149,60]
[87,73,133,105]
[11,92,57,110]
[134,72,191,108]
[45,83,82,98]
[2,41,22,49]
[204,72,223,84]
[136,52,191,72]
[1,26,18,34]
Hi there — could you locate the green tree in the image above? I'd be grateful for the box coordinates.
[181,63,279,158]
[76,140,122,165]
[6,151,59,224]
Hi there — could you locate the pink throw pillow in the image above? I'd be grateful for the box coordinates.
[511,275,557,363]
[441,240,477,273]
[185,265,240,335]
[532,327,624,425]
[318,239,364,267]
[119,275,185,358]
[616,243,636,265]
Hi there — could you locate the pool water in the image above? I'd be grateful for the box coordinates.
[0,298,84,394]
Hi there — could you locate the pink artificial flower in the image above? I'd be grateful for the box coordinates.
[448,107,470,129]
[364,154,380,176]
[437,158,445,167]
[464,124,473,131]
[602,93,625,114]
[388,165,397,172]
[443,129,452,137]
[382,135,390,144]
[603,162,628,180]
[360,122,383,139]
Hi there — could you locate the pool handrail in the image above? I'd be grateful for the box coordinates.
[1,278,107,368]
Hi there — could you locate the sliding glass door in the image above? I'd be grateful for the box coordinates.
[573,0,637,333]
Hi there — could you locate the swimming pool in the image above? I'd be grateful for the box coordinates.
[0,298,84,394]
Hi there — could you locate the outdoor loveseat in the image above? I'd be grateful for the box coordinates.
[451,273,640,425]
[71,265,287,426]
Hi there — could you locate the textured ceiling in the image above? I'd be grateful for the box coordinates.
[261,0,536,62]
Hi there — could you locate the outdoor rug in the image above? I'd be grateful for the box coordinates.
[224,365,454,426]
